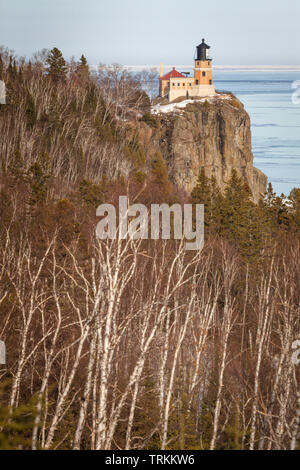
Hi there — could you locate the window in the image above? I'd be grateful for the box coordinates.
[196,80,199,85]
[189,83,192,87]
[209,80,212,85]
[183,83,185,86]
[202,71,206,77]
[178,83,180,86]
[173,83,175,87]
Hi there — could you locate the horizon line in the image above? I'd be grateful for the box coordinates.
[90,64,300,72]
[124,64,300,69]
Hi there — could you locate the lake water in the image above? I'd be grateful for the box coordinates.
[214,71,300,196]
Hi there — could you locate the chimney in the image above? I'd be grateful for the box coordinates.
[160,63,163,78]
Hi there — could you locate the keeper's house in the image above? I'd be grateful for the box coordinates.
[159,39,216,102]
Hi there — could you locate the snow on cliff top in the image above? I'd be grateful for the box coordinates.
[151,94,231,115]
[152,100,195,114]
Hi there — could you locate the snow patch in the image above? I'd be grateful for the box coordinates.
[152,99,194,114]
[151,94,231,115]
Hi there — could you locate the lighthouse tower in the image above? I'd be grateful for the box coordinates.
[160,37,216,102]
[193,38,215,97]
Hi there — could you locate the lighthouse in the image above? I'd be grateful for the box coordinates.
[193,38,215,96]
[160,38,216,102]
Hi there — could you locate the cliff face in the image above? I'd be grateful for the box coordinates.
[152,96,267,203]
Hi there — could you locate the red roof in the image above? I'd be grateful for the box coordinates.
[160,67,185,80]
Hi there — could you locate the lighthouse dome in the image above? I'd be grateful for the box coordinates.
[196,39,211,60]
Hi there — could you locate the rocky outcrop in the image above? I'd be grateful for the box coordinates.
[151,96,267,203]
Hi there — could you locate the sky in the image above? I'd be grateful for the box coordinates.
[0,0,299,66]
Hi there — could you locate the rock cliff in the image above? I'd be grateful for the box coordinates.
[150,95,267,203]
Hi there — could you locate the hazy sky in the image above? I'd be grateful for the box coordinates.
[1,0,299,65]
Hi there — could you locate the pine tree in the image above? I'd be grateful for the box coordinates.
[150,151,172,201]
[263,183,290,230]
[27,153,51,205]
[46,47,67,82]
[289,188,300,233]
[0,383,37,450]
[79,178,106,208]
[191,168,210,230]
[265,182,276,207]
[9,149,25,181]
[220,170,267,259]
[191,168,209,205]
[124,132,146,174]
[191,169,222,231]
[76,54,90,82]
[130,90,151,114]
[209,176,223,232]
[25,92,37,127]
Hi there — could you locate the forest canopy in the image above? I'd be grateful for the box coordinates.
[0,47,300,450]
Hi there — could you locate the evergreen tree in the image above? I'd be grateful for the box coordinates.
[209,176,223,232]
[76,54,90,82]
[191,168,209,205]
[263,183,290,230]
[191,169,222,231]
[79,178,107,208]
[124,132,146,175]
[220,170,268,259]
[9,149,25,181]
[0,383,37,450]
[27,153,51,205]
[25,92,37,127]
[130,90,151,114]
[289,188,300,233]
[150,151,172,201]
[265,182,276,207]
[46,47,67,82]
